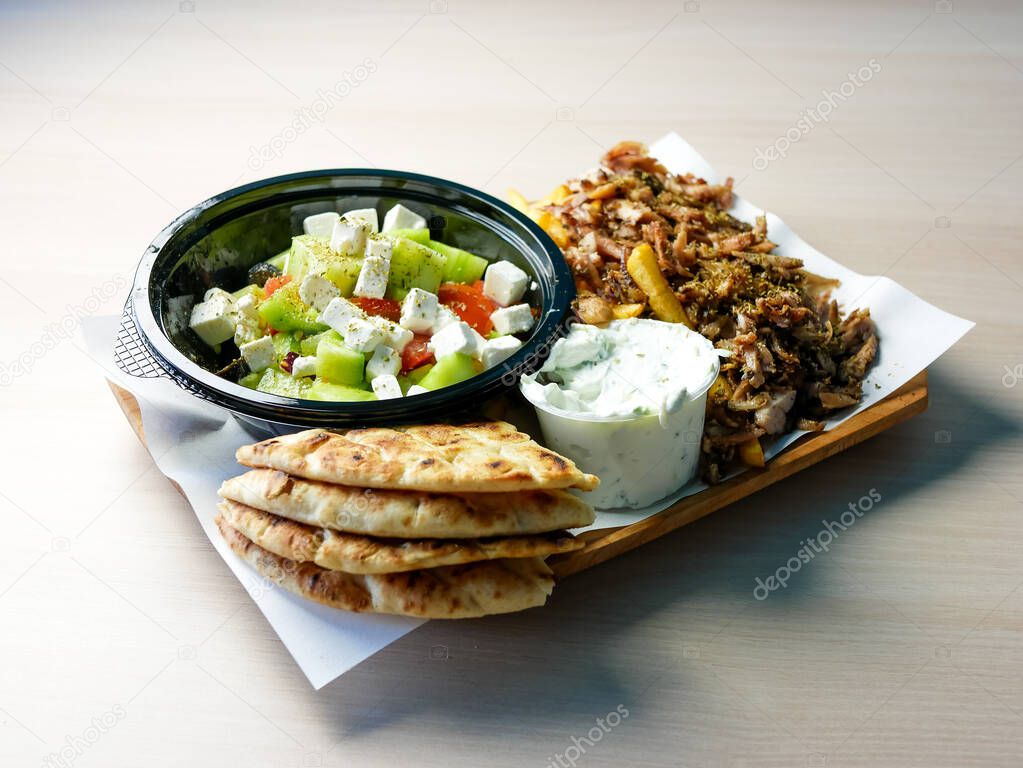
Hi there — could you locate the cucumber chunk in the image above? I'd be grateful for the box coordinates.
[386,237,446,301]
[265,250,289,271]
[272,330,301,358]
[256,368,311,398]
[323,260,362,295]
[238,371,262,389]
[258,283,328,334]
[417,353,481,390]
[307,380,377,402]
[397,362,434,394]
[286,235,362,295]
[316,336,365,386]
[300,329,341,357]
[429,241,488,284]
[384,227,430,245]
[284,235,324,279]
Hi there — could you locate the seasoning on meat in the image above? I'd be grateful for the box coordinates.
[520,141,879,482]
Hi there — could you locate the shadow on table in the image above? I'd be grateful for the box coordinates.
[312,367,1019,742]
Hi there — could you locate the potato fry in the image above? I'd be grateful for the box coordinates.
[738,437,765,468]
[626,244,692,327]
[537,211,570,248]
[611,302,645,320]
[707,374,732,401]
[539,184,572,206]
[506,188,532,216]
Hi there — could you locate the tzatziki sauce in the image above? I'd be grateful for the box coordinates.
[520,319,720,509]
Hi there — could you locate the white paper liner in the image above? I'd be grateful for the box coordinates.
[83,132,973,688]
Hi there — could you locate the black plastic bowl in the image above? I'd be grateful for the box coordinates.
[129,169,573,427]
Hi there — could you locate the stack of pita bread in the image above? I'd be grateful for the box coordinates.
[216,421,599,619]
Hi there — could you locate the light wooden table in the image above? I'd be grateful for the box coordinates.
[2,1,1021,766]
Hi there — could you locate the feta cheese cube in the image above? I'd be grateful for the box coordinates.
[381,203,427,233]
[428,321,482,360]
[365,345,401,381]
[299,274,340,311]
[430,305,461,333]
[203,286,236,304]
[371,374,403,400]
[235,292,259,320]
[353,255,390,299]
[481,335,523,369]
[399,287,439,332]
[365,237,392,262]
[319,297,366,332]
[302,211,340,239]
[490,303,535,335]
[291,355,318,378]
[472,327,487,351]
[330,218,369,255]
[368,316,413,352]
[189,292,236,347]
[239,335,275,372]
[234,316,262,347]
[342,317,385,353]
[406,384,430,397]
[344,208,379,233]
[482,260,529,306]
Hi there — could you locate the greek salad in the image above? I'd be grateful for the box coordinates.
[186,204,537,401]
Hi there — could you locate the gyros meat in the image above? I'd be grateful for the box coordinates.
[529,141,879,482]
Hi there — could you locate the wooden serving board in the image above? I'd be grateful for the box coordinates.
[107,371,929,579]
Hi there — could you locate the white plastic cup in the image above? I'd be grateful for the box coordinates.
[520,362,718,510]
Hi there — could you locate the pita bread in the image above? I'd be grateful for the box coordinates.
[216,515,555,618]
[219,469,595,538]
[218,499,582,574]
[235,422,599,492]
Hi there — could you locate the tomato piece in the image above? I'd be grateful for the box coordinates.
[400,335,435,373]
[263,274,292,298]
[351,297,401,323]
[438,282,497,335]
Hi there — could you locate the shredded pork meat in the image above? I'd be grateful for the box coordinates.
[541,141,879,482]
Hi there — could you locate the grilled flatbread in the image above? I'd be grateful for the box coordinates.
[218,499,582,574]
[235,422,600,493]
[219,469,595,538]
[216,515,555,618]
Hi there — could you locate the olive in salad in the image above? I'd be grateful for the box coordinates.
[184,204,537,401]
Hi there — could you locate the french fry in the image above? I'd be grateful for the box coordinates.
[707,374,731,401]
[537,211,570,249]
[508,189,575,248]
[539,184,572,206]
[506,188,535,218]
[738,437,765,468]
[626,244,692,327]
[611,302,645,319]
